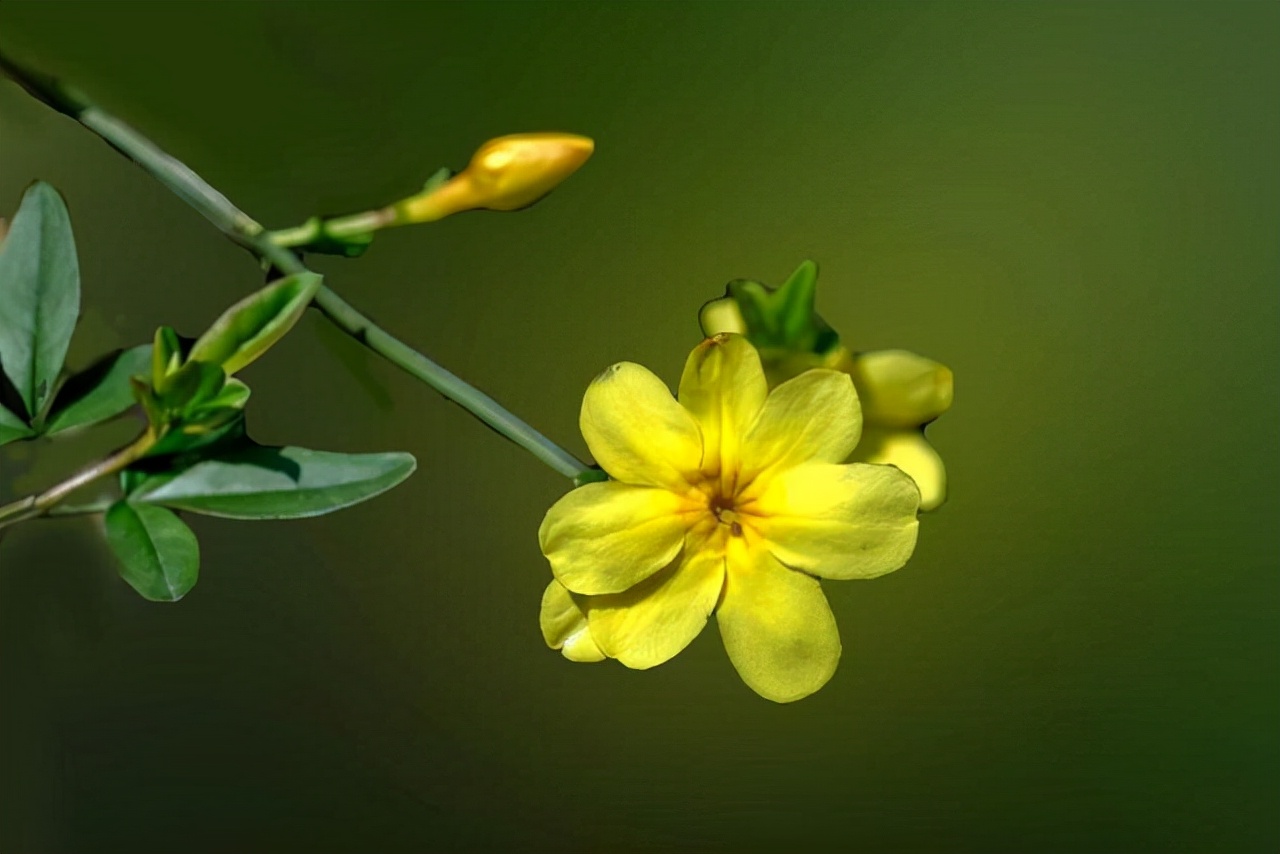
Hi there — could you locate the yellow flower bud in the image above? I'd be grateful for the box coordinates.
[846,349,953,427]
[396,132,594,224]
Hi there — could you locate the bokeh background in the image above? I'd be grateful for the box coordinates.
[1,3,1277,852]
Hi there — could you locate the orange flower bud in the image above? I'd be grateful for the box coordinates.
[396,133,594,224]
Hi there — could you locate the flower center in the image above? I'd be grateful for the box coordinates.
[708,494,744,537]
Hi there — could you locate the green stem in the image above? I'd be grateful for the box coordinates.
[268,209,393,249]
[0,433,152,529]
[0,49,590,481]
[46,498,115,518]
[310,289,586,477]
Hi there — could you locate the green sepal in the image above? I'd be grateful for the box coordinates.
[187,272,322,375]
[103,500,199,602]
[573,467,610,488]
[0,182,81,421]
[420,167,453,195]
[43,344,152,436]
[131,443,417,520]
[702,261,842,358]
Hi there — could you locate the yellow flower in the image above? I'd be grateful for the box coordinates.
[538,334,921,702]
[396,132,594,224]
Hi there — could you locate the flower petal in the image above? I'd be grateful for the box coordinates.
[580,362,703,489]
[850,426,948,512]
[586,544,726,670]
[540,579,605,663]
[677,334,767,480]
[539,481,693,595]
[738,369,861,483]
[717,541,841,703]
[747,462,920,580]
[848,349,953,428]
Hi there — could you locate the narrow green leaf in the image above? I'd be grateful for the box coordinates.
[152,326,182,392]
[103,501,199,602]
[44,344,151,435]
[187,272,321,375]
[0,403,34,446]
[133,444,416,519]
[0,182,81,419]
[778,261,818,342]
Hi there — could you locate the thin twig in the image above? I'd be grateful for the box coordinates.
[0,48,590,482]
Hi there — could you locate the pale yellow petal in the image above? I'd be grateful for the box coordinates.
[539,579,605,663]
[580,362,703,489]
[746,462,919,580]
[716,541,841,703]
[677,334,767,480]
[586,545,726,670]
[851,426,948,511]
[848,350,953,428]
[737,369,861,484]
[538,481,693,595]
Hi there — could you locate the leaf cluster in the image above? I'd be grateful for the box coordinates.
[1,182,416,601]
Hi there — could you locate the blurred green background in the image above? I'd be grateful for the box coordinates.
[1,2,1277,852]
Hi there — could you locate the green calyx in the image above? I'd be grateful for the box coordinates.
[701,260,842,358]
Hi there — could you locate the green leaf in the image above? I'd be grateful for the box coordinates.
[0,182,81,420]
[151,325,182,392]
[187,272,321,375]
[120,467,148,497]
[777,260,818,342]
[44,344,151,435]
[0,403,34,446]
[133,444,417,519]
[103,501,200,602]
[158,359,226,413]
[187,378,250,414]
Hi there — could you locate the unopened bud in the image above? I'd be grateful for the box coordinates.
[847,350,953,427]
[698,296,747,337]
[396,133,594,224]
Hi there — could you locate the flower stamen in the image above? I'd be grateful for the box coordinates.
[708,495,746,537]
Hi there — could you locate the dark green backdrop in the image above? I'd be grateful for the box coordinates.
[1,3,1277,852]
